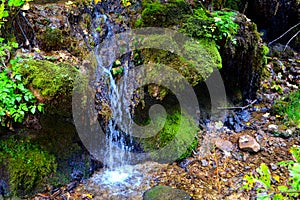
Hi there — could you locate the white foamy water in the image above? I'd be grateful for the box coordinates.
[86,162,167,200]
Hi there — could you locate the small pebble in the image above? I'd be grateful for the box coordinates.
[280,142,287,147]
[201,160,208,167]
[270,163,278,170]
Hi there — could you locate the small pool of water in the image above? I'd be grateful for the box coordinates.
[85,162,167,200]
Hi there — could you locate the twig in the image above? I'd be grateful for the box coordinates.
[268,23,300,46]
[284,30,300,51]
[217,100,257,111]
[15,14,30,46]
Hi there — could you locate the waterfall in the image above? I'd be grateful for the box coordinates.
[91,9,137,184]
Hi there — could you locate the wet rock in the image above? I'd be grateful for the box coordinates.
[270,163,278,171]
[280,142,287,147]
[268,124,278,130]
[143,185,191,200]
[214,138,234,153]
[238,135,261,153]
[67,181,78,192]
[201,159,208,167]
[0,180,7,198]
[219,13,267,101]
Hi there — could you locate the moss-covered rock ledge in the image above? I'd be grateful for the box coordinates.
[17,60,78,99]
[16,59,78,116]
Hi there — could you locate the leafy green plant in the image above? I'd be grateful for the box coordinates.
[0,0,31,31]
[211,11,239,44]
[0,58,44,127]
[0,0,41,128]
[243,146,300,199]
[0,136,57,196]
[182,8,239,45]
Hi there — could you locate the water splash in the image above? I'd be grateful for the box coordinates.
[86,162,167,199]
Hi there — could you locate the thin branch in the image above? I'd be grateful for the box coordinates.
[18,10,36,46]
[268,23,300,46]
[15,14,30,46]
[217,100,257,111]
[284,30,300,51]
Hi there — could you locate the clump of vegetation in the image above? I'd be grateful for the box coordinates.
[260,45,270,66]
[243,146,300,199]
[0,58,44,128]
[16,60,78,99]
[0,136,57,196]
[140,110,198,162]
[0,0,45,128]
[38,27,64,51]
[136,0,191,27]
[139,34,222,99]
[181,8,239,45]
[272,88,300,128]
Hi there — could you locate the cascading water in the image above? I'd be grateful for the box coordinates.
[73,10,227,199]
[87,6,156,197]
[92,11,132,175]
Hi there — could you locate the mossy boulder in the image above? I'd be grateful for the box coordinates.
[0,136,57,196]
[38,28,64,51]
[30,114,91,189]
[140,35,222,99]
[218,13,267,101]
[139,110,198,162]
[143,185,192,200]
[136,0,191,27]
[16,60,78,99]
[28,3,91,56]
[142,38,222,84]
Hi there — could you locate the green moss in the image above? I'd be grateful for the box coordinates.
[141,36,222,86]
[38,28,64,51]
[134,18,143,28]
[31,114,90,188]
[180,8,214,39]
[0,136,56,196]
[139,0,191,27]
[16,60,78,99]
[140,110,198,162]
[182,38,222,79]
[180,8,214,38]
[224,0,243,11]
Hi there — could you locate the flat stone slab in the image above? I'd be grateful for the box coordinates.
[143,185,192,200]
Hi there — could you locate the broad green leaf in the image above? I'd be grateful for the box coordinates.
[30,106,36,114]
[15,96,22,102]
[17,83,25,91]
[278,185,288,192]
[272,194,284,200]
[15,74,21,81]
[8,0,25,7]
[37,104,44,112]
[11,42,18,48]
